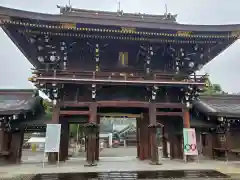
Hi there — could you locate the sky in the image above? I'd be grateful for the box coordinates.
[0,0,239,93]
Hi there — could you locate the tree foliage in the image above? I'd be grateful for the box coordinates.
[202,76,225,95]
[42,99,52,114]
[42,99,82,138]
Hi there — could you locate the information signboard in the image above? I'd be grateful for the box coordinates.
[44,124,61,153]
[183,128,198,156]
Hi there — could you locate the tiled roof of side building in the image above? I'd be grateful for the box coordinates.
[0,89,42,115]
[194,94,240,117]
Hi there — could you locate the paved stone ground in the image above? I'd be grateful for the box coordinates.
[0,147,240,178]
[21,147,137,162]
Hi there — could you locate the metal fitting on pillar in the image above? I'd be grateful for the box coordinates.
[151,85,158,101]
[60,41,68,70]
[51,84,59,106]
[183,86,193,108]
[95,44,100,72]
[146,45,153,75]
[175,57,180,73]
[92,84,96,100]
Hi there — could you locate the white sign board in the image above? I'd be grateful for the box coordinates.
[44,124,61,153]
[183,128,198,156]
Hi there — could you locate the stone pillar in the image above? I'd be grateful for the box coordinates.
[8,130,24,164]
[148,103,160,165]
[85,103,98,166]
[48,103,60,164]
[59,122,69,161]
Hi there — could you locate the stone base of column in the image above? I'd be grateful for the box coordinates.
[149,161,162,165]
[84,163,98,167]
[48,152,58,164]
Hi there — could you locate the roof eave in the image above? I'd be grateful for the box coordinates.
[1,26,41,68]
[0,6,240,32]
[0,109,28,115]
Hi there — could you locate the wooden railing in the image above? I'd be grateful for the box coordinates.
[32,69,207,83]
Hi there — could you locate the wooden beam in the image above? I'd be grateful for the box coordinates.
[60,110,89,115]
[98,113,142,118]
[156,112,183,116]
[156,103,184,109]
[97,101,149,108]
[60,101,184,109]
[60,101,91,107]
[37,77,205,86]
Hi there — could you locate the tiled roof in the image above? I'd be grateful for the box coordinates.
[10,113,50,130]
[0,89,40,115]
[58,6,177,23]
[194,94,240,117]
[190,116,216,128]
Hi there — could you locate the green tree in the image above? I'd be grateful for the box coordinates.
[202,76,225,95]
[42,99,84,140]
[43,99,52,113]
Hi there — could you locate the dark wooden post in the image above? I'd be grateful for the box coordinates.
[8,130,24,164]
[48,103,60,164]
[139,116,144,160]
[85,103,98,166]
[182,108,191,161]
[139,114,149,160]
[162,127,168,158]
[148,103,160,165]
[95,115,100,161]
[183,108,190,128]
[59,122,69,161]
[0,122,10,154]
[136,117,140,159]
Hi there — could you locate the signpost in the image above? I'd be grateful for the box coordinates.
[183,128,198,162]
[43,124,61,167]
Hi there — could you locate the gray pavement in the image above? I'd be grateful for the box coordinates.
[21,147,137,163]
[99,147,137,157]
[0,147,240,179]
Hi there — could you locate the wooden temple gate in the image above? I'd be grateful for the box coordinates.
[47,101,190,165]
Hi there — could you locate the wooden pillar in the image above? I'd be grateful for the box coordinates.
[169,133,177,159]
[59,122,69,161]
[95,116,100,161]
[139,117,144,160]
[48,103,60,164]
[162,127,168,158]
[85,103,97,166]
[183,108,190,128]
[8,130,24,163]
[0,123,10,154]
[148,103,159,165]
[182,108,191,161]
[139,114,149,160]
[136,117,140,159]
